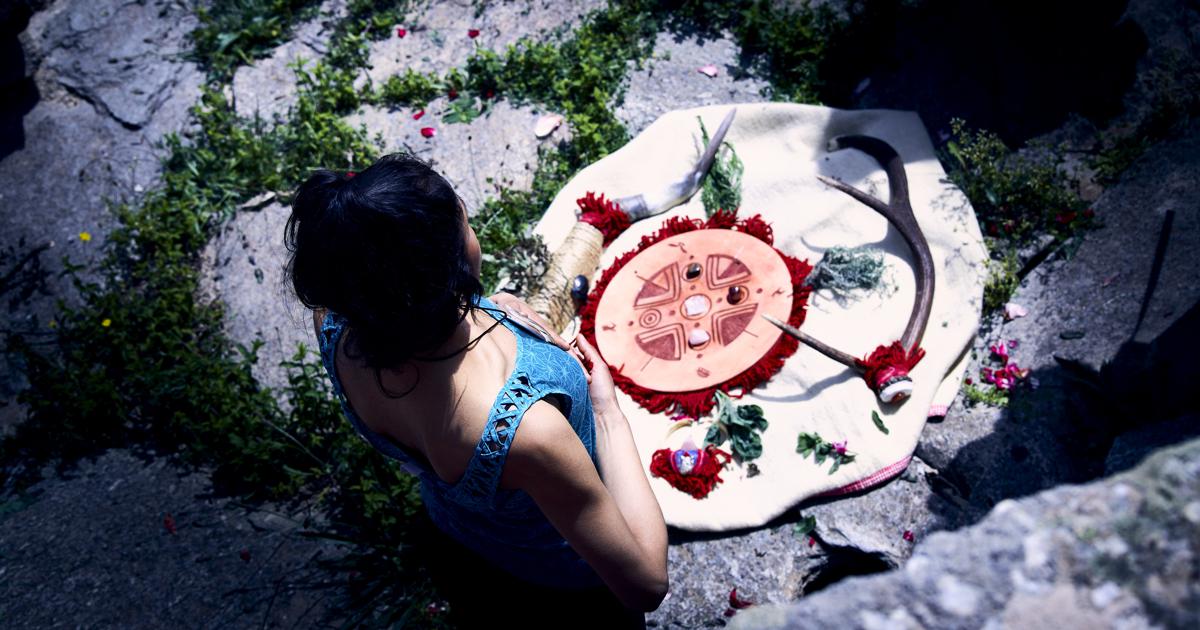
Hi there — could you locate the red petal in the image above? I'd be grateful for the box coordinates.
[903,530,915,542]
[420,127,436,138]
[807,536,816,547]
[448,89,458,99]
[239,548,251,562]
[413,109,425,120]
[163,513,176,535]
[729,587,753,609]
[396,27,407,38]
[345,171,355,178]
[467,29,480,38]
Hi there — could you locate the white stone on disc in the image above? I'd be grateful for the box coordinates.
[688,328,710,348]
[683,294,711,317]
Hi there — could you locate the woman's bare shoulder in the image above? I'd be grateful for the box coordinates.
[500,400,592,491]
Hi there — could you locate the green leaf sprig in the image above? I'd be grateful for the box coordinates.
[704,391,769,462]
[871,410,890,435]
[796,432,856,475]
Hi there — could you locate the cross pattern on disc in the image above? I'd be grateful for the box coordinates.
[595,230,792,393]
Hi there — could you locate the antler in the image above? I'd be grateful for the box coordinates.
[614,108,737,221]
[766,135,936,404]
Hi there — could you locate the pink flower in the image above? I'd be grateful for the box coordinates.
[808,536,816,548]
[993,373,1013,390]
[832,441,847,456]
[412,109,425,120]
[396,27,407,38]
[981,367,994,383]
[965,377,973,385]
[1005,363,1030,379]
[467,28,480,38]
[345,171,355,178]
[1007,339,1019,349]
[902,530,915,542]
[420,127,436,138]
[989,342,1009,365]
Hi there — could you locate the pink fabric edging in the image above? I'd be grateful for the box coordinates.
[819,455,913,497]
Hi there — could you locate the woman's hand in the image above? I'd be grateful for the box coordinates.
[574,334,622,421]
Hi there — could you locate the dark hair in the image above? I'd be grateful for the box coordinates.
[285,153,483,381]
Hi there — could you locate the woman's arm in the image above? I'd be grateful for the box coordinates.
[505,402,669,612]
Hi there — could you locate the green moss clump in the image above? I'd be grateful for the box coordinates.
[191,0,325,79]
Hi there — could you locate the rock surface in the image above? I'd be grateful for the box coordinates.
[730,437,1200,629]
[359,0,602,86]
[0,0,203,432]
[230,0,346,122]
[199,202,313,396]
[0,448,351,628]
[915,119,1200,524]
[615,30,771,137]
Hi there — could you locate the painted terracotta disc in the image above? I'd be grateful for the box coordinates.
[594,229,792,392]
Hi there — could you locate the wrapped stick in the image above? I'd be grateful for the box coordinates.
[527,108,738,332]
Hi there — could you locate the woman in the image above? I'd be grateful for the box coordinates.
[285,153,668,627]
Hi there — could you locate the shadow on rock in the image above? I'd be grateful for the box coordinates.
[820,0,1147,146]
[927,298,1200,530]
[0,0,41,162]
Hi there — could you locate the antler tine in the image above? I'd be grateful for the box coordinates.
[819,136,935,351]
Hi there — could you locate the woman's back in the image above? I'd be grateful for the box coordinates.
[317,296,603,588]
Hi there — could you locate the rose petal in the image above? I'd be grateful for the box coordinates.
[1004,302,1028,320]
[1007,339,1019,349]
[396,27,407,38]
[729,588,753,609]
[534,113,564,138]
[448,88,458,99]
[467,28,480,38]
[697,64,719,78]
[420,127,436,138]
[903,530,915,542]
[808,536,817,547]
[413,109,425,120]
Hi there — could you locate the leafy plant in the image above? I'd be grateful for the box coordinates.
[870,410,889,435]
[793,514,817,538]
[698,116,744,217]
[375,69,444,109]
[796,432,856,475]
[191,0,324,79]
[443,94,484,124]
[704,391,769,462]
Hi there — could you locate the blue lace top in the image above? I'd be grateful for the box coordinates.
[318,296,604,589]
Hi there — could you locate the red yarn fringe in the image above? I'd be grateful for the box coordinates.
[579,209,813,418]
[576,192,631,247]
[649,446,732,499]
[856,341,926,393]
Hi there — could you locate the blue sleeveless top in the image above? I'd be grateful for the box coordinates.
[317,296,604,589]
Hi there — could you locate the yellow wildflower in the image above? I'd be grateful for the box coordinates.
[101,318,111,328]
[79,231,92,242]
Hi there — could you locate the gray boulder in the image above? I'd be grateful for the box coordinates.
[730,437,1200,629]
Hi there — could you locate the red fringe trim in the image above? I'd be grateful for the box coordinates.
[576,192,631,247]
[649,446,732,499]
[856,341,926,393]
[580,209,813,418]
